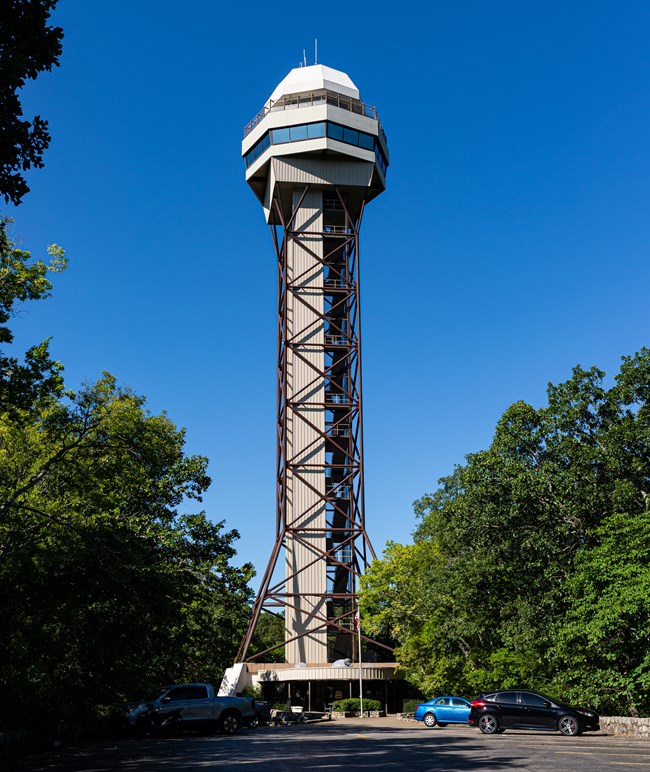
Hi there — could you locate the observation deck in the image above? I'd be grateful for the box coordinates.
[244,88,387,144]
[242,65,389,219]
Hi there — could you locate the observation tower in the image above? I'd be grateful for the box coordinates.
[222,64,402,710]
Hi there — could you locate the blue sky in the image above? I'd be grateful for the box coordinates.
[8,1,650,585]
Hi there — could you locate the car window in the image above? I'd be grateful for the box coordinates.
[434,698,450,705]
[520,692,547,707]
[451,698,467,707]
[497,691,518,703]
[185,686,208,700]
[166,687,191,702]
[484,693,497,702]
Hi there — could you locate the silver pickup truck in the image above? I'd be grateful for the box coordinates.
[116,682,256,735]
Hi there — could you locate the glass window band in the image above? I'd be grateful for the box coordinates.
[245,120,388,174]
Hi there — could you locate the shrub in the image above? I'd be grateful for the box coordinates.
[332,698,382,712]
[241,685,263,701]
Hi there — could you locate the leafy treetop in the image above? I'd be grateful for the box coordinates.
[0,218,67,410]
[0,1,63,206]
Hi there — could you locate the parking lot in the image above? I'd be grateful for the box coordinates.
[9,716,650,771]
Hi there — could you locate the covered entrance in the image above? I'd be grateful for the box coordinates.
[248,663,418,714]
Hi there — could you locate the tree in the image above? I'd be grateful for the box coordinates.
[0,228,255,728]
[359,540,466,695]
[0,3,257,730]
[0,1,63,206]
[0,374,255,726]
[551,509,650,717]
[360,351,650,712]
[248,612,286,663]
[0,218,67,411]
[548,350,650,715]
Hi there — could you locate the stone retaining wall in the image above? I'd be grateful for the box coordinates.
[598,716,650,738]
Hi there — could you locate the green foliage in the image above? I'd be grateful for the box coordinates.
[0,220,67,411]
[0,374,255,726]
[0,12,256,731]
[0,1,63,205]
[360,351,650,715]
[248,612,285,663]
[332,698,382,712]
[0,225,255,729]
[242,685,263,701]
[550,508,650,716]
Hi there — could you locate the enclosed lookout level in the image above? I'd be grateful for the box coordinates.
[222,65,409,712]
[243,64,388,220]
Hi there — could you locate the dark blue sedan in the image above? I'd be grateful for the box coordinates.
[414,696,471,728]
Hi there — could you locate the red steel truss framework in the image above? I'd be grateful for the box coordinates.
[236,183,392,663]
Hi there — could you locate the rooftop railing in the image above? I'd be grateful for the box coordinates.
[244,89,385,139]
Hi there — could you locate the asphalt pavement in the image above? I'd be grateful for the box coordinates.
[5,715,650,771]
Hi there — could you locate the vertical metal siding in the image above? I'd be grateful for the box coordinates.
[272,157,374,187]
[285,189,327,663]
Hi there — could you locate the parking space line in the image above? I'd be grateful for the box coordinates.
[554,751,650,761]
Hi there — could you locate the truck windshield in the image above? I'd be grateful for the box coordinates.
[144,688,170,703]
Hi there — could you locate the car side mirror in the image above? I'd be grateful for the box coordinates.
[543,701,551,708]
[161,696,171,704]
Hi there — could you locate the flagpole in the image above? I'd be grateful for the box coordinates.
[356,610,363,717]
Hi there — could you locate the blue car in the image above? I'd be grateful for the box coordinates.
[414,696,471,728]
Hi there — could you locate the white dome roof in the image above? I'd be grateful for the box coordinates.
[269,64,360,103]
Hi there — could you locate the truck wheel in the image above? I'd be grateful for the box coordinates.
[219,711,242,735]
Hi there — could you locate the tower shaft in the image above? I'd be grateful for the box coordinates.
[281,185,370,663]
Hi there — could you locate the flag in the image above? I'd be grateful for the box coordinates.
[354,611,360,630]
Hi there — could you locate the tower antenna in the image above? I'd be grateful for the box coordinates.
[303,49,307,67]
[315,38,318,64]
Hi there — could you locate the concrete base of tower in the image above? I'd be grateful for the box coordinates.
[218,662,418,714]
